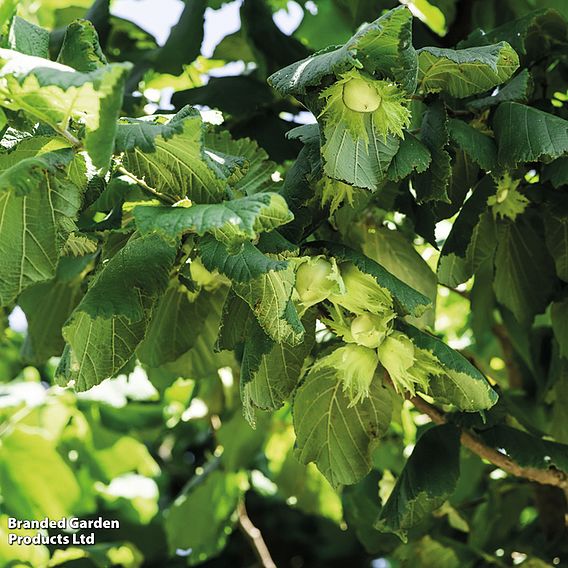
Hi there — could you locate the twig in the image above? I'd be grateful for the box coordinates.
[55,126,82,148]
[440,283,470,300]
[409,394,568,489]
[116,165,177,205]
[237,501,277,568]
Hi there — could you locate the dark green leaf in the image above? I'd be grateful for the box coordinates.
[448,118,497,171]
[375,424,461,542]
[8,16,49,58]
[165,469,246,565]
[57,19,107,72]
[413,101,451,203]
[493,102,568,166]
[493,217,556,323]
[387,133,431,182]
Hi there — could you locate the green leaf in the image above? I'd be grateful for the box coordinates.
[342,471,399,554]
[413,101,451,203]
[321,114,400,190]
[199,236,288,282]
[269,7,417,97]
[478,425,568,473]
[8,16,49,58]
[56,19,107,72]
[317,242,431,317]
[417,42,519,98]
[358,227,437,328]
[293,365,392,487]
[136,283,211,367]
[437,176,496,287]
[165,469,247,565]
[0,428,83,519]
[543,157,568,188]
[19,256,91,364]
[119,107,242,203]
[0,0,18,28]
[0,49,131,170]
[552,298,568,359]
[216,290,254,351]
[400,322,498,411]
[163,287,234,381]
[493,217,556,323]
[134,193,293,250]
[493,102,568,166]
[0,154,81,307]
[114,105,194,153]
[464,8,568,58]
[448,118,497,172]
[467,69,532,111]
[244,312,316,412]
[57,234,177,390]
[233,263,304,345]
[217,411,269,472]
[544,198,568,281]
[375,424,461,541]
[394,535,463,567]
[57,311,146,392]
[265,424,343,523]
[204,129,278,195]
[154,0,206,75]
[387,133,431,182]
[69,233,177,322]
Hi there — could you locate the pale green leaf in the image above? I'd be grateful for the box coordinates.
[0,49,131,169]
[400,322,498,410]
[321,113,400,190]
[134,193,293,250]
[417,42,519,98]
[268,6,417,97]
[233,264,304,345]
[0,428,83,519]
[293,365,392,487]
[0,158,81,307]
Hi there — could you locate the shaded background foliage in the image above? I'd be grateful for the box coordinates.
[0,1,567,567]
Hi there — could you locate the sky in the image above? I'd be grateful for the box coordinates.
[111,0,305,53]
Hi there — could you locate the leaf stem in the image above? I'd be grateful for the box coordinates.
[116,165,177,205]
[237,500,277,568]
[409,393,568,489]
[56,126,82,148]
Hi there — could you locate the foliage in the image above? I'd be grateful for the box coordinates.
[0,1,567,567]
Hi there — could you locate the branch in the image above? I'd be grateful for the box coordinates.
[237,501,277,568]
[116,165,177,205]
[409,394,568,489]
